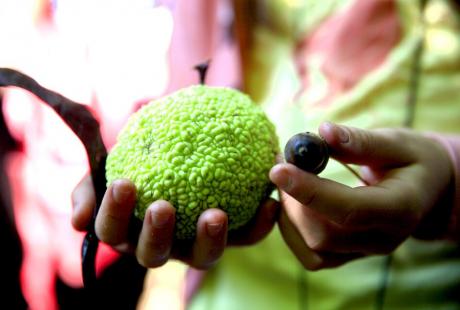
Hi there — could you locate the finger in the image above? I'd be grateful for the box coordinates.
[136,200,176,268]
[282,195,402,254]
[309,252,364,269]
[319,122,415,167]
[271,163,416,228]
[327,228,403,255]
[278,206,323,269]
[95,179,137,246]
[191,208,228,269]
[278,208,362,270]
[71,175,96,231]
[228,198,280,246]
[270,163,356,225]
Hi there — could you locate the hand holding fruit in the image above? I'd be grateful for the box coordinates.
[72,177,279,269]
[270,122,454,270]
[72,84,280,269]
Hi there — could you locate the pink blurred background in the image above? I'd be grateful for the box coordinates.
[0,0,239,309]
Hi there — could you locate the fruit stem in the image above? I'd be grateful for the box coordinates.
[0,67,107,289]
[338,161,370,186]
[194,60,211,85]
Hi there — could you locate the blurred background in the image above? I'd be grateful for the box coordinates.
[0,0,232,309]
[1,0,458,309]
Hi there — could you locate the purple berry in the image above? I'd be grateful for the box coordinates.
[284,132,329,174]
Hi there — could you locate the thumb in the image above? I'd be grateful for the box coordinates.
[71,175,96,231]
[318,122,416,167]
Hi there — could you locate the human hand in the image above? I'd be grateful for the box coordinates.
[72,177,279,270]
[270,122,454,270]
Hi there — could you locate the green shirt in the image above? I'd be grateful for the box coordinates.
[190,0,460,309]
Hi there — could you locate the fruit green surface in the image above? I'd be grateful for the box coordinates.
[106,85,279,239]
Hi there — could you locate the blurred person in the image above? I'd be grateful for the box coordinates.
[4,0,460,310]
[73,0,460,309]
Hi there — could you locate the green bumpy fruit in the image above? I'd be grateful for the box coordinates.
[106,85,279,239]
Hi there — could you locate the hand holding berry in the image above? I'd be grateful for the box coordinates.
[270,122,455,270]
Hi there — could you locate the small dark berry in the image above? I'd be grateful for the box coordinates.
[284,132,329,174]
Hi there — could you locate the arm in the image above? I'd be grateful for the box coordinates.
[427,134,460,240]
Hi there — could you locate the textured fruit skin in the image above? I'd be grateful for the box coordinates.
[284,132,329,174]
[106,85,279,239]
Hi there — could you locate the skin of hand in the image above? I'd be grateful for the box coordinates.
[71,177,279,270]
[269,122,455,270]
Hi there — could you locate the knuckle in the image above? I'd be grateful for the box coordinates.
[96,215,125,244]
[354,129,376,157]
[296,183,317,207]
[143,231,172,255]
[339,210,355,227]
[284,168,317,206]
[397,183,423,224]
[338,202,361,226]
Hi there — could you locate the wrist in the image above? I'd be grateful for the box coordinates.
[422,134,460,241]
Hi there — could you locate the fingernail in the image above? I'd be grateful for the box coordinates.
[150,206,172,228]
[335,124,349,143]
[206,223,223,237]
[112,180,133,204]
